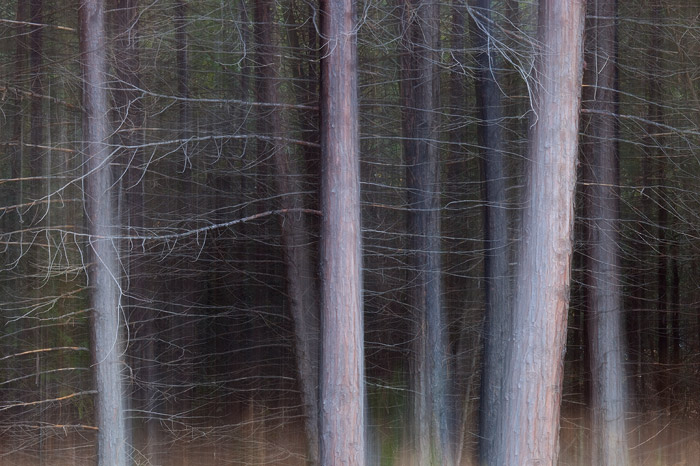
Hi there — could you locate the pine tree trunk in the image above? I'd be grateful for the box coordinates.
[472,1,511,463]
[400,0,452,463]
[81,0,127,464]
[254,1,320,463]
[319,0,365,463]
[581,1,630,463]
[494,1,585,463]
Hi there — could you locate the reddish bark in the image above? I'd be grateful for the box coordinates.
[494,1,585,463]
[319,0,365,464]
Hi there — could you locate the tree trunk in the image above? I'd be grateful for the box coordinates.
[9,0,27,204]
[173,2,197,463]
[80,0,127,464]
[113,0,157,462]
[254,2,320,464]
[400,0,451,463]
[581,0,630,463]
[319,0,365,464]
[29,0,44,215]
[472,1,511,463]
[493,1,585,464]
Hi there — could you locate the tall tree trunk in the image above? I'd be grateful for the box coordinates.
[472,2,511,463]
[10,0,27,205]
[113,0,156,462]
[400,0,451,463]
[448,2,470,464]
[644,5,671,457]
[173,2,197,463]
[28,4,46,460]
[494,1,585,464]
[319,0,365,464]
[80,0,127,464]
[581,0,630,463]
[254,2,320,464]
[29,0,44,217]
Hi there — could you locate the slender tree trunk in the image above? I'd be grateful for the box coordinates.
[670,240,680,375]
[254,2,320,464]
[319,0,365,464]
[581,1,630,463]
[29,0,44,215]
[81,0,127,464]
[655,134,671,461]
[10,1,27,202]
[471,2,511,463]
[113,0,157,462]
[644,6,672,457]
[494,1,585,464]
[400,0,451,463]
[657,170,669,398]
[173,2,197,463]
[3,3,28,413]
[448,3,470,464]
[28,4,47,460]
[669,238,681,465]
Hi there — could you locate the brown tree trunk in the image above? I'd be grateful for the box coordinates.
[319,0,365,464]
[493,1,585,464]
[581,0,630,463]
[254,2,320,464]
[81,0,127,464]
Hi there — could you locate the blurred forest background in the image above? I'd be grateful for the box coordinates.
[2,0,700,464]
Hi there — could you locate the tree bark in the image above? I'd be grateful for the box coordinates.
[400,0,452,463]
[319,0,365,463]
[81,0,127,464]
[494,1,585,464]
[581,0,630,463]
[254,2,320,464]
[471,2,511,463]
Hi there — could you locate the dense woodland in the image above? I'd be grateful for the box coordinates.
[2,0,700,465]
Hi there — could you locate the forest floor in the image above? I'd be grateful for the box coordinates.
[1,412,700,465]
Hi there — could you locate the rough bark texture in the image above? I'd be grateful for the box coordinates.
[581,0,630,463]
[472,1,511,463]
[81,0,127,464]
[319,0,365,464]
[254,2,320,464]
[400,0,452,463]
[494,1,585,464]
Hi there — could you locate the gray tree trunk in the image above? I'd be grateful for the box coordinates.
[581,0,630,464]
[29,0,44,213]
[400,0,452,463]
[471,2,511,463]
[493,1,585,464]
[319,0,365,463]
[113,0,158,463]
[80,0,127,464]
